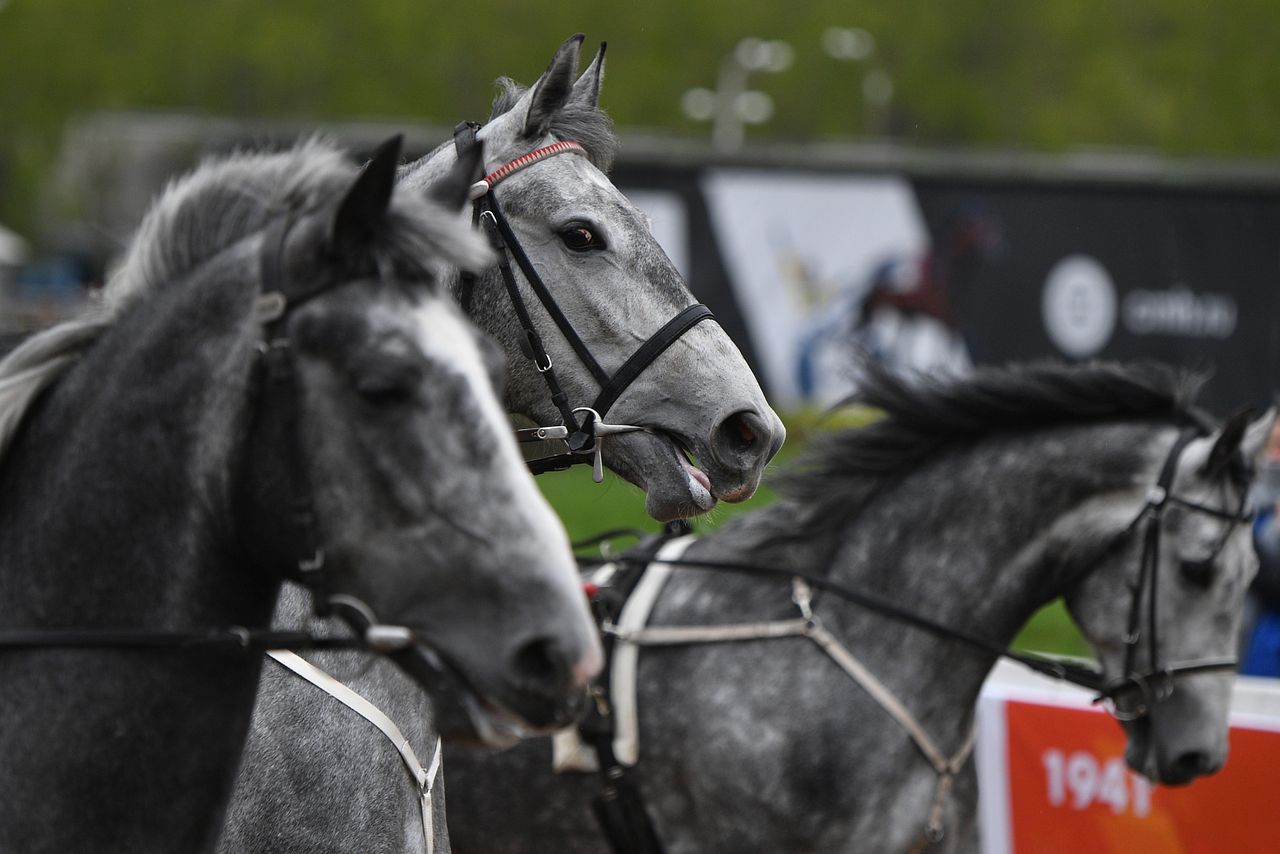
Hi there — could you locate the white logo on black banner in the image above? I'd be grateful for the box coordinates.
[1042,255,1117,358]
[1123,287,1237,338]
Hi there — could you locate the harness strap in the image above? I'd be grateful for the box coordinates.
[587,553,1110,693]
[609,536,698,765]
[267,651,443,853]
[805,617,975,845]
[610,619,811,646]
[610,569,974,846]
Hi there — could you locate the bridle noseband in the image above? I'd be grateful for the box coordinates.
[453,122,716,481]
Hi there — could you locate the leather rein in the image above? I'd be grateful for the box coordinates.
[580,426,1253,717]
[453,122,715,481]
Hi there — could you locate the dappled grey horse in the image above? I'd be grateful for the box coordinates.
[223,34,783,854]
[443,361,1274,854]
[0,136,600,854]
[400,34,784,521]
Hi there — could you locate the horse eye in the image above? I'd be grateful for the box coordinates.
[354,363,420,407]
[1180,558,1214,589]
[356,378,413,407]
[560,225,602,252]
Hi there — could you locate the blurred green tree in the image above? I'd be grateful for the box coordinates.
[2,0,1278,236]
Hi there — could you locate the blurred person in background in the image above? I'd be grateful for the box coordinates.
[1241,418,1280,676]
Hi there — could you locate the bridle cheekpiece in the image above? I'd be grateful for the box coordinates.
[453,122,716,481]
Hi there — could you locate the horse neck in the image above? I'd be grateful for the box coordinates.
[0,249,274,628]
[811,424,1160,719]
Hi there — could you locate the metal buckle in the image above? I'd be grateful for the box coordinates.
[1099,673,1153,721]
[255,292,288,324]
[298,549,325,575]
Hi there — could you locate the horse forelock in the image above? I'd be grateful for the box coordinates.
[778,360,1204,523]
[488,77,618,172]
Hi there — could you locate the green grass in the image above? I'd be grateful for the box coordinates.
[536,411,1090,658]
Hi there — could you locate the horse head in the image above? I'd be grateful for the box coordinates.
[239,138,601,740]
[1065,407,1275,785]
[402,35,785,522]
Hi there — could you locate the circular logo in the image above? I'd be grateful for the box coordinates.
[1042,255,1117,358]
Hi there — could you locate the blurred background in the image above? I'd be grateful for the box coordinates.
[5,5,1280,847]
[3,0,1280,646]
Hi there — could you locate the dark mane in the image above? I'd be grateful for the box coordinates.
[489,77,619,172]
[776,359,1204,519]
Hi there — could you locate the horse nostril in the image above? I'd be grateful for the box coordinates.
[717,411,762,458]
[510,636,566,692]
[1168,750,1216,784]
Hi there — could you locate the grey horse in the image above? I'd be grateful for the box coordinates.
[0,136,599,854]
[443,361,1274,854]
[221,35,783,854]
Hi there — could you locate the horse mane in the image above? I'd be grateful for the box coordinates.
[489,78,619,172]
[0,138,490,463]
[776,359,1205,525]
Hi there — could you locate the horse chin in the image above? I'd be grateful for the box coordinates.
[1121,709,1226,786]
[1122,718,1200,786]
[1121,718,1159,781]
[459,693,540,749]
[605,431,719,522]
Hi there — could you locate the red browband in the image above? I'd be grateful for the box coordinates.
[468,141,588,200]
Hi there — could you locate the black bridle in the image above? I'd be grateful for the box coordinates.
[0,208,408,656]
[578,426,1253,720]
[1098,427,1251,719]
[453,122,715,480]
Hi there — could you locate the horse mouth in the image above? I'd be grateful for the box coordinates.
[603,428,724,520]
[664,431,716,509]
[460,691,541,749]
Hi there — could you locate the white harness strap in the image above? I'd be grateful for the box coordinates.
[608,535,697,765]
[605,565,975,846]
[267,651,444,853]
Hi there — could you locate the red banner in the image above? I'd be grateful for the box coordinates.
[1001,698,1280,853]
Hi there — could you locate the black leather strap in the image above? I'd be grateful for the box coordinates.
[476,207,586,442]
[0,627,365,652]
[454,122,483,314]
[257,211,330,614]
[591,304,714,418]
[484,195,610,386]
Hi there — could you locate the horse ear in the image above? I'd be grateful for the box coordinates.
[332,134,403,250]
[428,141,485,212]
[1201,406,1259,478]
[568,41,607,108]
[1238,407,1279,466]
[522,34,584,139]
